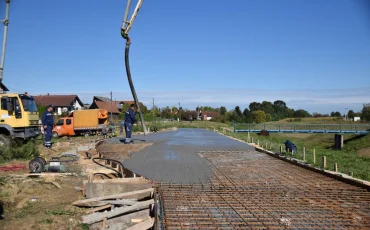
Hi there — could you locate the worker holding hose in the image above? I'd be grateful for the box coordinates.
[124,104,137,144]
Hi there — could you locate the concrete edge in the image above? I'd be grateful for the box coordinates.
[214,129,370,191]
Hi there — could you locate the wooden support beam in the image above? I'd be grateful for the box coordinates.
[322,156,327,168]
[73,188,154,207]
[126,217,154,230]
[82,199,154,224]
[86,204,112,214]
[83,177,147,185]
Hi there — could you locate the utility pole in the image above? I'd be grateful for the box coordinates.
[0,0,10,91]
[152,97,155,122]
[110,91,113,120]
[179,102,181,121]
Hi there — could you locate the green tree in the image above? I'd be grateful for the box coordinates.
[273,100,288,120]
[347,110,355,119]
[252,110,266,123]
[243,108,253,123]
[261,101,275,119]
[37,105,46,118]
[294,109,311,118]
[249,102,262,112]
[361,103,370,121]
[219,106,227,115]
[331,111,341,117]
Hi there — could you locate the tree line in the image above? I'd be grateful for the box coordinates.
[153,101,370,123]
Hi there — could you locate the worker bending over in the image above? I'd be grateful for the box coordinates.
[42,105,54,148]
[124,104,137,144]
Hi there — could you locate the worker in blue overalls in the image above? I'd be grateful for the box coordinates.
[41,105,54,148]
[124,104,137,144]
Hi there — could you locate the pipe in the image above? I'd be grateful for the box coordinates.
[125,37,148,135]
[0,0,10,85]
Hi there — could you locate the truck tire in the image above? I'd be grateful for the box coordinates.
[0,134,11,148]
[52,132,59,138]
[84,131,91,137]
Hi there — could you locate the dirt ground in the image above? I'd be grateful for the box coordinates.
[0,135,153,230]
[358,147,370,157]
[0,137,100,230]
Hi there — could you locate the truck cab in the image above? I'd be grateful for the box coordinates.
[0,93,40,146]
[53,117,75,137]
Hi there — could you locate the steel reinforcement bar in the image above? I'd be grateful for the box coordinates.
[156,150,370,229]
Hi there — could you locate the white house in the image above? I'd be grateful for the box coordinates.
[354,117,361,122]
[34,94,84,115]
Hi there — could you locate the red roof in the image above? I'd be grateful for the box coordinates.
[203,111,219,117]
[93,101,120,114]
[34,95,83,107]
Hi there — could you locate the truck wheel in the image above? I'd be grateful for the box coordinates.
[52,132,59,138]
[0,134,11,148]
[84,131,91,137]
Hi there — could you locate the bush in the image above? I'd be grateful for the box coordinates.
[0,141,39,163]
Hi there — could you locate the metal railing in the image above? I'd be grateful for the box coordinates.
[233,123,370,135]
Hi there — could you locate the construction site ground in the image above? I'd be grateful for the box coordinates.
[105,128,369,229]
[0,136,151,230]
[0,129,369,229]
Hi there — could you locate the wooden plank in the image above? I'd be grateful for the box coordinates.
[85,182,152,199]
[86,169,119,175]
[86,204,112,214]
[126,217,154,230]
[26,173,76,176]
[73,199,139,208]
[89,209,149,230]
[83,177,147,185]
[82,199,154,224]
[131,218,143,223]
[101,199,138,206]
[51,181,62,189]
[73,188,154,207]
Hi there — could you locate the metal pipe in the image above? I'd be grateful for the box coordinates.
[0,0,10,84]
[121,0,132,30]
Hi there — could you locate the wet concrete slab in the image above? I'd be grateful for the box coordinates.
[122,128,253,183]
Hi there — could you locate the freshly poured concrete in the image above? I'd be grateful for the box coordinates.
[119,128,253,183]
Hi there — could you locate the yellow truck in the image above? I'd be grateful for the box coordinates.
[0,93,40,147]
[52,109,108,137]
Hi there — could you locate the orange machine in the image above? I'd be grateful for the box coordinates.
[52,109,108,137]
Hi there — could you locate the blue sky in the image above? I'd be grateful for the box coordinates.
[1,0,369,114]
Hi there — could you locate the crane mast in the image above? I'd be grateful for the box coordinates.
[0,0,10,92]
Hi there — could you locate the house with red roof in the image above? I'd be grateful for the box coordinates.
[34,94,84,115]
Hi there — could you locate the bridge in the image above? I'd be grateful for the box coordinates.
[233,123,370,135]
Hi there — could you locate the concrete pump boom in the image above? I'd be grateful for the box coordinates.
[0,0,10,92]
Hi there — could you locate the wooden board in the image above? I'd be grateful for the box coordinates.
[82,177,148,185]
[89,209,149,230]
[82,199,154,224]
[73,188,153,207]
[85,182,152,199]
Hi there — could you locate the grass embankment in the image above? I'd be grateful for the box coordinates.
[134,120,231,132]
[227,131,370,181]
[0,141,39,164]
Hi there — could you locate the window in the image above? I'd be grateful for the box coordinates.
[66,119,71,125]
[20,95,37,112]
[1,98,7,110]
[55,119,64,126]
